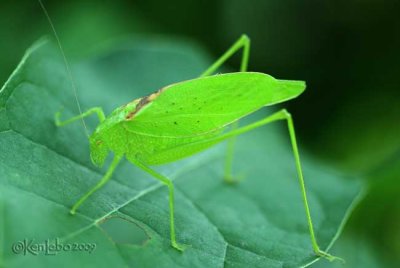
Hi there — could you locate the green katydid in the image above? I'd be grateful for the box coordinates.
[39,0,342,262]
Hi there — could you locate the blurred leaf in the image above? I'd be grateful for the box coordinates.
[312,233,392,268]
[0,0,155,86]
[342,151,400,266]
[0,37,362,267]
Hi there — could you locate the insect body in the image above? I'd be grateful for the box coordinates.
[90,72,303,166]
[53,35,342,262]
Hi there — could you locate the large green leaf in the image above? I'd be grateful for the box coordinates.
[0,37,362,268]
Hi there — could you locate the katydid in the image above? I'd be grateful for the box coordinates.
[39,1,342,262]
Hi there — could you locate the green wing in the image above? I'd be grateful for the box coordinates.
[123,72,305,137]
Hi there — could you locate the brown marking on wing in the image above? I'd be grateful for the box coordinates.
[125,87,166,120]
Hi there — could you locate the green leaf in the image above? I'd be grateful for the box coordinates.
[312,233,390,268]
[0,37,362,268]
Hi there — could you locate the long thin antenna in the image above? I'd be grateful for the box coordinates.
[38,0,90,137]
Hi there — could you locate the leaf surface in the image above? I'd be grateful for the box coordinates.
[0,37,362,268]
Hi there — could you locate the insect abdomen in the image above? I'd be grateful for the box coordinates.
[125,130,222,165]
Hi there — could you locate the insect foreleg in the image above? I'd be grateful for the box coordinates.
[70,154,122,215]
[55,107,105,127]
[131,159,186,251]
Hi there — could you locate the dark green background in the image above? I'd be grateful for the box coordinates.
[1,0,399,267]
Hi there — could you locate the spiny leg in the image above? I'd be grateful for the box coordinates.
[55,107,105,127]
[70,155,122,215]
[275,110,344,262]
[223,121,238,182]
[159,109,343,261]
[199,34,250,77]
[132,159,185,251]
[199,34,251,182]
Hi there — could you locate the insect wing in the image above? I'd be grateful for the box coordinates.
[123,72,305,137]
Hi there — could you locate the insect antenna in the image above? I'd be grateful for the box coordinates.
[38,0,90,137]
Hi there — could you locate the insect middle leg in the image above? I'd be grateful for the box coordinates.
[131,159,186,251]
[199,34,251,182]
